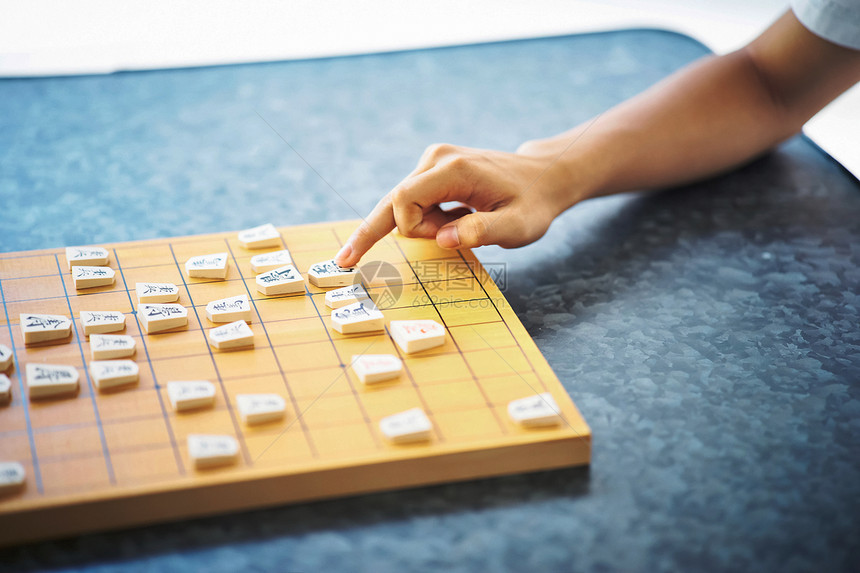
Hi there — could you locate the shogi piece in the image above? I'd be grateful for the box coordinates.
[20,313,72,345]
[508,393,562,427]
[185,252,229,279]
[188,434,240,469]
[90,360,139,390]
[208,320,254,350]
[26,363,79,399]
[351,354,402,384]
[238,223,281,249]
[65,246,109,270]
[236,394,286,425]
[325,284,369,309]
[0,462,26,496]
[206,294,252,323]
[307,259,359,288]
[138,304,188,334]
[79,311,126,336]
[0,374,11,405]
[379,407,433,443]
[389,320,446,354]
[136,282,179,303]
[90,334,136,360]
[330,300,384,334]
[250,249,292,273]
[0,344,12,371]
[167,381,216,411]
[255,265,304,296]
[72,266,116,290]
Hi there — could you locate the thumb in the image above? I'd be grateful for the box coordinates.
[436,211,503,250]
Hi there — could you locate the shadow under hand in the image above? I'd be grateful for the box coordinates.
[496,136,858,334]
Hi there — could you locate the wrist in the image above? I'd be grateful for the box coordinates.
[521,134,606,217]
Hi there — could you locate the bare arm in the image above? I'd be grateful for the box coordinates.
[336,10,860,266]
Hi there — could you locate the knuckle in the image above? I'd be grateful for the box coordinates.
[424,142,455,161]
[467,215,489,242]
[445,154,470,174]
[390,184,409,205]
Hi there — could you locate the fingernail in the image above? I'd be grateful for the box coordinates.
[436,226,459,248]
[335,242,353,265]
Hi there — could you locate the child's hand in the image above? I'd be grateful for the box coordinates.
[335,142,578,267]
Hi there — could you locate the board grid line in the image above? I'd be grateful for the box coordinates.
[390,239,508,437]
[455,249,592,447]
[3,392,531,445]
[383,321,446,443]
[53,253,117,486]
[168,242,253,468]
[455,250,548,391]
[303,229,382,449]
[113,247,186,476]
[0,274,43,493]
[220,236,320,461]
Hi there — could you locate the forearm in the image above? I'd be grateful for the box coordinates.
[528,11,860,215]
[552,50,797,203]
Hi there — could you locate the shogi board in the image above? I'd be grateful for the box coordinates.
[0,221,590,546]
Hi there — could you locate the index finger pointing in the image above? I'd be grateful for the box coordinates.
[335,194,396,267]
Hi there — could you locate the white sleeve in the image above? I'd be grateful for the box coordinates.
[791,0,860,50]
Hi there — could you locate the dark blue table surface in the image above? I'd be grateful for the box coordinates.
[1,29,858,573]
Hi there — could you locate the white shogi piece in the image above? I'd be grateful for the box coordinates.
[72,266,116,290]
[235,394,286,425]
[389,320,446,354]
[0,461,26,496]
[0,374,11,405]
[507,393,562,427]
[208,320,254,350]
[307,259,360,288]
[206,294,252,323]
[65,246,109,270]
[90,334,136,360]
[20,313,72,345]
[185,252,229,279]
[255,265,304,296]
[138,303,188,334]
[330,300,384,334]
[250,249,292,274]
[238,223,281,249]
[351,354,403,384]
[188,434,240,469]
[79,311,126,336]
[325,284,369,309]
[136,282,179,303]
[90,360,139,390]
[26,363,79,399]
[0,344,12,371]
[167,380,216,411]
[379,407,433,443]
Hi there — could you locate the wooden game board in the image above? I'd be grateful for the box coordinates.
[0,221,591,546]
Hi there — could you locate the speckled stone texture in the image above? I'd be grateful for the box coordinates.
[1,29,859,573]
